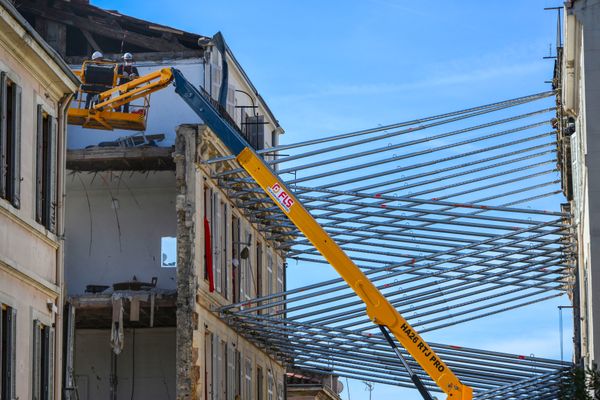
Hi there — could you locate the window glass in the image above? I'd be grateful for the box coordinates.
[161,236,177,268]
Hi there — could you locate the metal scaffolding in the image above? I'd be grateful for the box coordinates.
[208,91,573,397]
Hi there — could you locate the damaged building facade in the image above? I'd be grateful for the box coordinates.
[15,0,295,398]
[558,0,600,369]
[0,0,79,399]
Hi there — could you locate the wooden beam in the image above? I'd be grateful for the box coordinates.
[67,146,176,171]
[64,50,203,64]
[18,4,189,52]
[80,29,102,52]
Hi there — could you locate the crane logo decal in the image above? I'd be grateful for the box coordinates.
[268,182,295,212]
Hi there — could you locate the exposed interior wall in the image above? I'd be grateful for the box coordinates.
[74,328,175,400]
[64,171,177,294]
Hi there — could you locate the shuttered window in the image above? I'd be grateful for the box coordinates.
[244,358,252,400]
[276,260,285,317]
[1,304,17,400]
[221,201,228,299]
[36,106,57,232]
[0,73,22,208]
[32,320,54,400]
[267,370,274,400]
[226,343,235,400]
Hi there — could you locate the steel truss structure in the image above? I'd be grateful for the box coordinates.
[209,91,574,398]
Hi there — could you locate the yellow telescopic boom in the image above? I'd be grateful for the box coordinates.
[235,147,473,400]
[170,68,474,399]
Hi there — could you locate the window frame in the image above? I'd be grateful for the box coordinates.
[35,105,57,232]
[0,72,22,209]
[0,304,17,400]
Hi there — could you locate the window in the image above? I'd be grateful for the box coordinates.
[0,73,22,208]
[244,358,252,400]
[277,381,284,400]
[267,252,274,313]
[240,230,252,306]
[276,260,285,317]
[210,334,226,400]
[205,331,213,400]
[212,192,222,294]
[161,236,177,268]
[226,85,235,119]
[234,350,241,400]
[232,216,240,303]
[32,319,54,400]
[256,366,263,400]
[267,370,274,400]
[210,54,222,101]
[204,186,212,282]
[1,304,16,399]
[226,344,235,400]
[221,201,228,298]
[256,242,263,300]
[36,106,57,232]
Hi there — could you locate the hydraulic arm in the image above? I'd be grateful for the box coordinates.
[171,68,474,400]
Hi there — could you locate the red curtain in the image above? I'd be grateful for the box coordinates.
[204,216,215,292]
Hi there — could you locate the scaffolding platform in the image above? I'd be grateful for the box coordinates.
[68,108,147,131]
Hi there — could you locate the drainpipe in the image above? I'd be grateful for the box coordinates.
[56,92,75,400]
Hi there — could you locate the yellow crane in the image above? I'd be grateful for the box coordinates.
[68,66,474,399]
[68,60,173,131]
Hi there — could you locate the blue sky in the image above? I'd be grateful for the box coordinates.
[94,1,571,398]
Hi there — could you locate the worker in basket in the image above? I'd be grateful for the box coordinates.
[82,51,117,109]
[117,52,140,113]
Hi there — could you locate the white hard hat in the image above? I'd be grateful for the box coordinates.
[91,51,103,60]
[122,52,133,61]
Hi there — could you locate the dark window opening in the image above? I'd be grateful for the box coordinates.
[0,74,21,208]
[32,320,54,400]
[36,107,56,232]
[1,305,16,400]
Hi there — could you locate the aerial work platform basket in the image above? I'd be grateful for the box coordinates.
[68,61,174,131]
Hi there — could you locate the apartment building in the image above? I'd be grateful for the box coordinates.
[0,0,79,399]
[557,0,600,368]
[15,1,289,399]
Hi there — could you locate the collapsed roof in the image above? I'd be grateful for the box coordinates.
[15,0,208,63]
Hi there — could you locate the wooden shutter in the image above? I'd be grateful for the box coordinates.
[35,105,43,223]
[226,85,235,118]
[210,61,222,101]
[222,202,228,298]
[226,343,235,400]
[0,72,7,198]
[46,326,55,400]
[214,193,221,294]
[32,320,42,400]
[64,305,76,400]
[47,116,57,233]
[10,84,21,208]
[211,334,218,400]
[7,308,16,399]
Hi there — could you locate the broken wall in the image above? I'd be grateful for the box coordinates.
[175,125,286,399]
